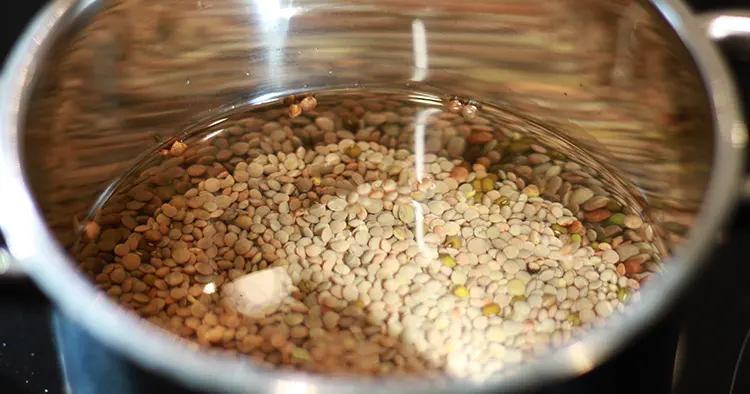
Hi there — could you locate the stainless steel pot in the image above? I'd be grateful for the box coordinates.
[1,0,748,392]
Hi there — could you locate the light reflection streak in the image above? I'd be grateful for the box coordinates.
[412,108,441,183]
[253,0,300,88]
[567,342,594,373]
[203,282,216,294]
[414,199,425,251]
[411,19,428,82]
[274,379,318,394]
[206,117,228,128]
[412,108,441,251]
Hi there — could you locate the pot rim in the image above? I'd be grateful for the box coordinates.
[0,0,745,392]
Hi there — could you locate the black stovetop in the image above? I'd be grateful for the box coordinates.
[2,1,750,393]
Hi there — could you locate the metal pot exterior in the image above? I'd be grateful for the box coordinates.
[0,0,745,392]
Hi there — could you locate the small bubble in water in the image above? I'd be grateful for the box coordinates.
[30,353,34,357]
[185,79,191,85]
[461,101,478,119]
[2,343,6,347]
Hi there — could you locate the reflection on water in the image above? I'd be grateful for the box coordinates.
[226,267,293,319]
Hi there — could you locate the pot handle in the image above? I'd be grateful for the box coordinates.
[698,11,750,42]
[0,241,25,277]
[0,230,25,277]
[696,11,750,200]
[0,76,25,278]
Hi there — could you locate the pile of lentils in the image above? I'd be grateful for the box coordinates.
[74,95,660,380]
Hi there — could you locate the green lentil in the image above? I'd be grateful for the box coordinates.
[617,288,631,303]
[291,347,312,361]
[440,254,457,268]
[508,142,530,153]
[608,213,626,226]
[481,178,495,192]
[445,236,462,249]
[453,285,469,298]
[345,145,362,158]
[298,280,315,293]
[474,192,484,204]
[606,200,622,212]
[482,304,501,316]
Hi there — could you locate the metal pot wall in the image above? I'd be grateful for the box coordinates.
[0,0,748,393]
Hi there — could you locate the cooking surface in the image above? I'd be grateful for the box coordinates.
[2,0,750,393]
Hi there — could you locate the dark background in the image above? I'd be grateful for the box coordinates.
[2,0,750,393]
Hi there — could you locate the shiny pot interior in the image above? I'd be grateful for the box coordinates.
[0,0,745,392]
